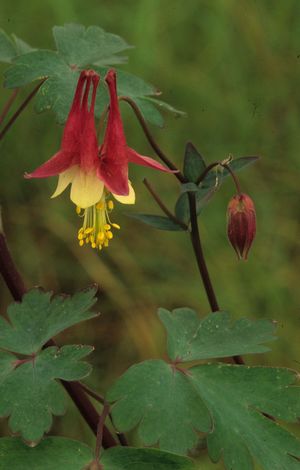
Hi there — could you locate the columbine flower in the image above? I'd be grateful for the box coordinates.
[26,69,172,251]
[227,193,256,260]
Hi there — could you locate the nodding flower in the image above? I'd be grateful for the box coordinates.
[25,69,173,251]
[227,193,256,260]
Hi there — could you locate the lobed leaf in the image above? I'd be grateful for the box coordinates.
[0,438,196,470]
[158,308,277,362]
[0,286,98,355]
[190,364,300,470]
[53,23,132,68]
[3,24,183,126]
[107,359,212,454]
[0,345,93,441]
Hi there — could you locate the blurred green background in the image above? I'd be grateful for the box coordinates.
[0,0,299,468]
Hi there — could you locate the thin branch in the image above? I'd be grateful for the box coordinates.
[0,79,46,142]
[0,210,118,447]
[119,96,186,183]
[78,382,105,404]
[143,178,188,230]
[0,208,26,301]
[95,402,111,462]
[77,382,128,446]
[187,193,219,312]
[196,161,221,185]
[221,163,242,194]
[187,193,245,365]
[0,89,19,128]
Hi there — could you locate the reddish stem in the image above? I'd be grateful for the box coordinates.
[0,89,19,127]
[0,80,46,142]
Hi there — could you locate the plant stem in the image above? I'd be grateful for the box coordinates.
[221,163,242,194]
[124,103,245,365]
[119,96,186,183]
[0,89,19,128]
[0,210,118,447]
[0,79,46,142]
[0,209,26,301]
[188,192,244,364]
[94,402,111,462]
[143,178,188,230]
[187,193,219,311]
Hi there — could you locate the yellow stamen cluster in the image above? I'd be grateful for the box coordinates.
[76,195,120,251]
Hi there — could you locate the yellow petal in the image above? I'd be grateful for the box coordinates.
[70,170,104,208]
[113,182,135,205]
[51,166,79,199]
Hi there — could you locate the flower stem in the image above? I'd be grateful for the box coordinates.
[0,79,46,142]
[119,96,186,183]
[221,163,242,194]
[143,178,188,230]
[0,89,19,128]
[0,209,119,447]
[187,193,219,311]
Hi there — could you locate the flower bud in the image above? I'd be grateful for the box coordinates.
[227,193,256,260]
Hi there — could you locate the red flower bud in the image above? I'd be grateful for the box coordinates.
[227,193,256,260]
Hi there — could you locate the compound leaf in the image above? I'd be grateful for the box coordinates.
[3,24,182,125]
[158,308,277,362]
[190,364,300,470]
[0,345,93,441]
[53,23,132,68]
[0,438,196,470]
[107,359,212,454]
[0,286,98,355]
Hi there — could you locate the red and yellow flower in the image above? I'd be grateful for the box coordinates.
[26,69,172,250]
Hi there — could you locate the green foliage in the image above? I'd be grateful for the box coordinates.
[0,286,98,355]
[0,29,33,63]
[175,153,259,225]
[0,345,92,441]
[191,364,300,470]
[128,213,186,231]
[107,359,211,454]
[183,142,206,183]
[108,359,300,469]
[0,437,197,470]
[2,23,182,125]
[158,308,277,361]
[0,287,97,441]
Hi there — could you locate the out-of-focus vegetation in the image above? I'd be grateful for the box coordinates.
[0,1,299,467]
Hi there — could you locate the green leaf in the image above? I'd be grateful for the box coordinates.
[128,213,186,231]
[175,155,258,224]
[107,359,212,454]
[11,35,34,56]
[158,308,277,362]
[134,97,165,128]
[0,437,93,470]
[0,286,98,355]
[101,447,197,470]
[0,29,17,63]
[0,30,34,64]
[203,156,259,187]
[4,50,68,87]
[53,23,132,67]
[0,438,197,470]
[0,345,93,441]
[175,185,217,224]
[183,142,206,183]
[3,24,183,125]
[190,364,300,470]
